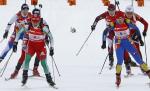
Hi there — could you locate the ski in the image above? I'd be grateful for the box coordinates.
[4,77,18,81]
[5,77,11,81]
[49,85,58,89]
[124,73,134,78]
[146,82,150,88]
[109,66,114,70]
[28,75,45,78]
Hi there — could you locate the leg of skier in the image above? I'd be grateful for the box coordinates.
[0,36,15,62]
[115,42,125,87]
[33,56,40,76]
[124,39,150,78]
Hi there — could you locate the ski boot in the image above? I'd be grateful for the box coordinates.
[10,70,19,79]
[109,54,114,69]
[22,70,28,86]
[115,73,121,87]
[146,70,150,78]
[125,62,133,76]
[45,73,56,86]
[33,66,40,76]
[130,60,138,67]
[10,63,22,79]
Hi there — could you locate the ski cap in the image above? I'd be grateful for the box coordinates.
[125,5,134,13]
[32,8,41,16]
[31,8,41,24]
[21,3,29,10]
[108,4,116,11]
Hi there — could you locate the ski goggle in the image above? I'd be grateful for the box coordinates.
[22,6,29,10]
[33,11,40,16]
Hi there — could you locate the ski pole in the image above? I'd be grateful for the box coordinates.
[131,0,134,6]
[99,53,109,74]
[76,31,93,56]
[143,37,148,64]
[51,56,61,77]
[51,58,55,82]
[0,39,4,44]
[0,52,13,77]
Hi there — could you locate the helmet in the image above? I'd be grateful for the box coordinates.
[125,5,134,13]
[21,3,29,10]
[32,8,40,16]
[108,4,116,11]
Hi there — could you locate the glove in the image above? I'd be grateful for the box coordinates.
[13,42,18,52]
[3,31,8,39]
[91,25,96,31]
[115,1,120,5]
[142,31,146,37]
[49,47,54,56]
[139,39,144,46]
[101,41,106,49]
[45,39,49,45]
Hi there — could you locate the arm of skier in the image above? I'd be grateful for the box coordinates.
[43,26,54,56]
[42,26,54,48]
[127,23,144,46]
[13,27,26,52]
[3,15,18,39]
[135,13,148,37]
[91,12,107,31]
[14,27,27,42]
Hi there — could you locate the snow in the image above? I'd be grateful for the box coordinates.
[0,0,150,91]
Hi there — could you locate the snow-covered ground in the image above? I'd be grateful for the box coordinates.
[0,0,150,91]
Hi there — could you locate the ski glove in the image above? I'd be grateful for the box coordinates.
[50,47,54,56]
[142,31,146,37]
[13,42,18,52]
[91,25,96,31]
[139,39,144,46]
[101,41,106,49]
[45,39,49,45]
[3,31,8,39]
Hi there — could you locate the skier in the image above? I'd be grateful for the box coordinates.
[125,5,148,59]
[123,5,148,74]
[0,3,41,78]
[13,8,56,86]
[108,14,150,87]
[91,4,118,68]
[91,4,137,70]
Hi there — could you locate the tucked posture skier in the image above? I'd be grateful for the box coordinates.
[107,14,150,87]
[13,8,56,86]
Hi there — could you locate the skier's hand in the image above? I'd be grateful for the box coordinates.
[142,31,146,37]
[50,47,54,56]
[115,1,120,5]
[91,25,96,31]
[101,41,106,49]
[45,39,49,45]
[3,31,8,39]
[139,39,144,46]
[13,42,18,52]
